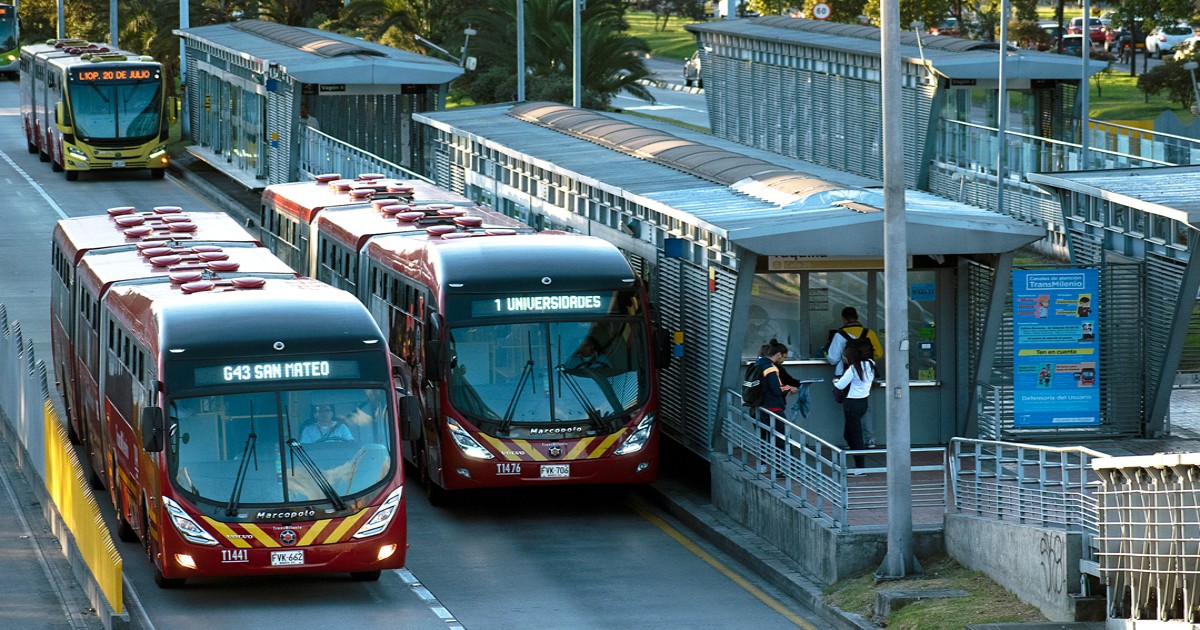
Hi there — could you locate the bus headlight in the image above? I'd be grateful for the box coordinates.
[148,145,167,160]
[163,496,219,546]
[352,486,403,539]
[67,146,88,161]
[447,418,494,459]
[614,413,655,456]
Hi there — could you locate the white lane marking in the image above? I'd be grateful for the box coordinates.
[394,567,464,628]
[0,146,68,219]
[0,452,89,630]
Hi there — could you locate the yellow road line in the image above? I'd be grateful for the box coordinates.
[629,500,819,629]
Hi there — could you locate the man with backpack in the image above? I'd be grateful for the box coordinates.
[745,340,795,475]
[826,306,882,447]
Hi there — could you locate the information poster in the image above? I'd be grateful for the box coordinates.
[1012,269,1099,427]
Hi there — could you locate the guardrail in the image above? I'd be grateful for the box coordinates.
[721,390,947,531]
[297,126,431,183]
[0,304,125,627]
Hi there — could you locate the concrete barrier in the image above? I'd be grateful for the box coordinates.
[945,512,1083,622]
[0,304,126,628]
[711,455,943,585]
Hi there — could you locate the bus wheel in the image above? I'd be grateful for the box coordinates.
[150,168,165,179]
[65,170,78,181]
[112,465,137,542]
[350,570,382,582]
[145,504,184,588]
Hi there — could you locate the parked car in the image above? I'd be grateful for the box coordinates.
[1058,33,1100,57]
[930,17,960,37]
[1178,34,1200,58]
[1068,16,1106,44]
[1145,24,1194,58]
[684,51,702,88]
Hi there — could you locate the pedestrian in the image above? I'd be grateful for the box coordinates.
[754,340,796,474]
[835,341,874,473]
[825,306,882,447]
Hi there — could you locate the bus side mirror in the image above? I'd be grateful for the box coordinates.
[141,407,164,453]
[167,96,180,123]
[397,393,421,440]
[424,340,444,381]
[55,101,73,132]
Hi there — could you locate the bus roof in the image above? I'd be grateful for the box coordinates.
[21,40,159,68]
[316,201,529,252]
[54,210,258,264]
[262,175,476,224]
[366,231,637,295]
[76,245,296,297]
[105,277,384,360]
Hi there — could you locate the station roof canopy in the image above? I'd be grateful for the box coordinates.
[415,102,1044,257]
[686,16,1103,81]
[1028,166,1200,226]
[174,19,462,85]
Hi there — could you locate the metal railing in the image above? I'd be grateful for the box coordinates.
[297,126,431,183]
[949,437,1108,570]
[721,390,947,531]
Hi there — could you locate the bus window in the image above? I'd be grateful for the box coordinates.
[70,79,162,140]
[169,388,393,507]
[447,320,649,426]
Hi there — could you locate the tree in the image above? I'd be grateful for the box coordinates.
[861,0,952,33]
[457,0,654,109]
[746,0,790,16]
[1139,54,1200,109]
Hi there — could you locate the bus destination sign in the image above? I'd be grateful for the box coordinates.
[470,294,611,318]
[70,67,157,83]
[194,360,361,386]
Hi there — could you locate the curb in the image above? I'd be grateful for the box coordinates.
[636,78,704,95]
[638,476,879,630]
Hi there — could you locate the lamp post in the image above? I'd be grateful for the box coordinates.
[1185,61,1200,116]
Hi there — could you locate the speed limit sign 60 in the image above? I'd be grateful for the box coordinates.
[812,3,831,20]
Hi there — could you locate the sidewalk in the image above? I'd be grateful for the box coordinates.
[0,415,102,629]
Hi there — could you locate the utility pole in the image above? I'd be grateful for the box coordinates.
[572,0,582,107]
[109,0,118,47]
[877,0,920,581]
[517,0,525,102]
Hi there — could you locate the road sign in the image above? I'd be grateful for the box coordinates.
[812,3,831,20]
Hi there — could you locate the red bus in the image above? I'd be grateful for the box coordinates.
[259,173,479,276]
[52,210,407,587]
[261,176,665,502]
[51,207,263,460]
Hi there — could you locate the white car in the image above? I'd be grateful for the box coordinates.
[1146,24,1194,58]
[684,51,702,88]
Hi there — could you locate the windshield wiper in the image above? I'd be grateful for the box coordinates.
[285,439,347,512]
[225,426,257,516]
[556,366,606,430]
[500,331,536,435]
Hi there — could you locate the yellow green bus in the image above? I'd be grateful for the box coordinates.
[20,40,172,180]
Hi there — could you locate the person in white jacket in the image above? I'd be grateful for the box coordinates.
[834,341,874,472]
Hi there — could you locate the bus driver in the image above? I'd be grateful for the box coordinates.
[300,403,354,442]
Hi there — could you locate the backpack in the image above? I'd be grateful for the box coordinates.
[839,327,880,362]
[742,362,765,407]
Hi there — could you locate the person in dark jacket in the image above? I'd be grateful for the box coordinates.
[755,340,795,474]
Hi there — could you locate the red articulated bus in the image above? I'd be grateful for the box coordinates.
[259,173,480,276]
[261,174,666,503]
[51,208,406,587]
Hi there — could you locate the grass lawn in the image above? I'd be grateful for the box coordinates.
[626,11,707,60]
[824,555,1046,629]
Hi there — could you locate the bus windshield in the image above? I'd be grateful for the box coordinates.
[70,78,162,140]
[447,320,649,428]
[168,388,393,509]
[0,14,14,52]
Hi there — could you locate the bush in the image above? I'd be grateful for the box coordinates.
[1138,56,1200,109]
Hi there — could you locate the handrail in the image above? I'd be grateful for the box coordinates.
[722,389,947,531]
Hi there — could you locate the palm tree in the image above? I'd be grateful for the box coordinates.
[460,0,653,109]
